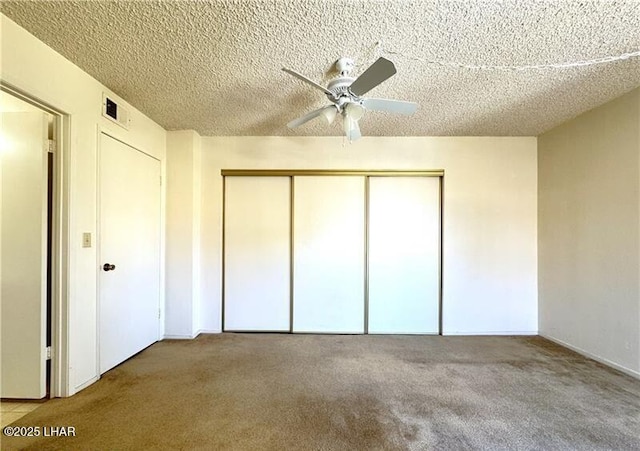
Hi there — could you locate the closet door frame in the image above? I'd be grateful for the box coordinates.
[221,169,444,335]
[222,176,292,332]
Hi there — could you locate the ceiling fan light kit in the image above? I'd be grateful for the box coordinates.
[283,56,418,141]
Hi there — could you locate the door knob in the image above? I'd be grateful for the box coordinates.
[103,263,116,271]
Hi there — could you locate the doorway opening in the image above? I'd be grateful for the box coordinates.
[0,84,68,399]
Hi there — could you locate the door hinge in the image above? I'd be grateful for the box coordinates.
[48,139,56,153]
[46,346,52,360]
[159,175,162,186]
[158,309,161,319]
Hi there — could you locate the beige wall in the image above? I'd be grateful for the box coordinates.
[198,136,538,335]
[538,88,640,377]
[1,15,167,394]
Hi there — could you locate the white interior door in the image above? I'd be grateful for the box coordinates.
[99,133,161,374]
[368,176,440,334]
[224,176,290,331]
[0,112,48,398]
[293,176,365,333]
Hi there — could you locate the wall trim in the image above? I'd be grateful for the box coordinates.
[541,333,640,380]
[74,375,99,394]
[0,81,71,398]
[222,169,444,177]
[163,330,221,340]
[443,331,538,336]
[195,329,222,334]
[162,334,197,340]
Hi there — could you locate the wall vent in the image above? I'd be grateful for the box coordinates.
[102,93,130,130]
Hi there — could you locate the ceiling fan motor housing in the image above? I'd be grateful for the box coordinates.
[327,76,358,102]
[336,57,355,75]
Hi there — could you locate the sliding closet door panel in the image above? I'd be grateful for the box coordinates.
[293,176,365,333]
[368,177,440,334]
[224,176,290,331]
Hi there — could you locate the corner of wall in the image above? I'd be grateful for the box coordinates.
[165,129,211,337]
[165,130,198,337]
[538,88,640,375]
[192,131,203,333]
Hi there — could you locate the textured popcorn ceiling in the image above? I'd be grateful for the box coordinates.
[2,1,640,137]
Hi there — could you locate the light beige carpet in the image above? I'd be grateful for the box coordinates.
[3,334,640,450]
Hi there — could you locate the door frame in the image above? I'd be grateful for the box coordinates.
[221,169,444,335]
[95,128,163,376]
[1,82,71,397]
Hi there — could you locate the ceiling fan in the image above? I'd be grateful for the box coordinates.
[282,57,418,141]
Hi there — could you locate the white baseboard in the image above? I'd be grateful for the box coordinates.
[540,333,640,380]
[443,331,538,336]
[163,329,222,340]
[195,329,222,335]
[188,329,221,339]
[74,375,99,394]
[162,334,197,340]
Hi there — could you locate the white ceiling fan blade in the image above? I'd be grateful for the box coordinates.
[282,68,334,97]
[348,57,397,97]
[287,106,335,129]
[350,119,362,141]
[343,114,362,141]
[362,98,418,115]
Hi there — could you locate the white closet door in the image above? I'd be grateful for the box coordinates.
[224,177,290,331]
[293,176,365,333]
[368,177,440,334]
[99,134,161,374]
